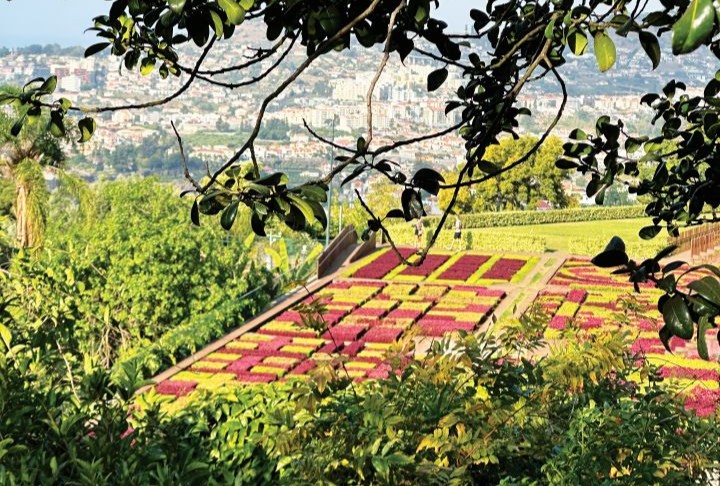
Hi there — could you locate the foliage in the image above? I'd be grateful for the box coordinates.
[3,294,716,485]
[0,94,65,248]
[440,136,570,212]
[7,178,276,367]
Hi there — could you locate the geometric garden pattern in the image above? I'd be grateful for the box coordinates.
[152,248,720,416]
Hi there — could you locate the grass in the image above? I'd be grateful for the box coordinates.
[470,218,666,256]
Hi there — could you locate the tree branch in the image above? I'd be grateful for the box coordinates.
[199,0,385,189]
[366,0,406,147]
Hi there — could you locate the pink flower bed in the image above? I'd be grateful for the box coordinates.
[481,258,527,281]
[156,380,197,397]
[324,325,365,342]
[577,317,604,329]
[234,372,276,383]
[400,254,450,277]
[422,313,457,322]
[685,387,720,417]
[352,248,416,279]
[437,255,490,280]
[219,347,306,360]
[630,339,665,355]
[660,367,720,381]
[340,340,365,356]
[566,289,587,303]
[258,336,293,351]
[226,357,264,373]
[363,327,404,343]
[386,309,423,320]
[352,308,388,317]
[548,316,569,329]
[289,360,317,375]
[419,320,476,337]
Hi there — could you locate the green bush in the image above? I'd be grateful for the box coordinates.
[8,178,277,368]
[1,300,717,485]
[411,206,646,230]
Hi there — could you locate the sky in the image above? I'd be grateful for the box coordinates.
[0,0,477,47]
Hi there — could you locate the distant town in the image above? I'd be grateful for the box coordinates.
[0,30,711,207]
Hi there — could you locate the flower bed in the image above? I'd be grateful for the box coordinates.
[397,254,451,278]
[534,259,720,416]
[350,247,416,279]
[480,258,527,281]
[435,254,491,281]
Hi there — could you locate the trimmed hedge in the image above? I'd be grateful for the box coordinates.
[405,206,646,230]
[566,238,666,260]
[384,227,547,253]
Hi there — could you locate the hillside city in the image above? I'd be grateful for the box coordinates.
[0,31,712,208]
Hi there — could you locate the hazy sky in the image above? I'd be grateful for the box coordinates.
[0,1,477,47]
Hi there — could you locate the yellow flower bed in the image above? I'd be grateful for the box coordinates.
[556,302,579,318]
[190,360,228,371]
[226,341,258,351]
[281,345,316,356]
[251,365,286,377]
[240,333,274,342]
[205,352,240,362]
[346,361,377,370]
[362,299,399,310]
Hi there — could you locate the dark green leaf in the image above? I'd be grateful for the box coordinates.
[698,316,711,359]
[169,0,186,14]
[639,31,661,69]
[427,68,449,92]
[39,76,57,94]
[639,225,662,240]
[251,213,266,236]
[85,42,110,58]
[591,249,628,268]
[567,28,588,55]
[220,200,239,230]
[478,160,500,174]
[218,0,245,25]
[671,0,715,54]
[662,295,694,339]
[688,276,720,306]
[555,158,579,169]
[191,200,200,226]
[77,117,96,143]
[48,110,66,137]
[659,325,673,352]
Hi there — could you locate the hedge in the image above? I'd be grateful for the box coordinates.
[384,227,547,253]
[566,238,666,260]
[400,206,647,230]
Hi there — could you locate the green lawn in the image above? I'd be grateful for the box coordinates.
[474,218,666,256]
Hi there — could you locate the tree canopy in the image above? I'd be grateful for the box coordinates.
[3,0,720,351]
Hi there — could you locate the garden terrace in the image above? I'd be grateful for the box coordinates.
[149,248,720,417]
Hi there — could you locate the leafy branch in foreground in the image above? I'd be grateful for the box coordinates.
[5,0,720,274]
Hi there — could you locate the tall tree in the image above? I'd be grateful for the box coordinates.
[440,136,569,212]
[0,92,64,249]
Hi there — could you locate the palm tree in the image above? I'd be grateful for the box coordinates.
[0,95,65,249]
